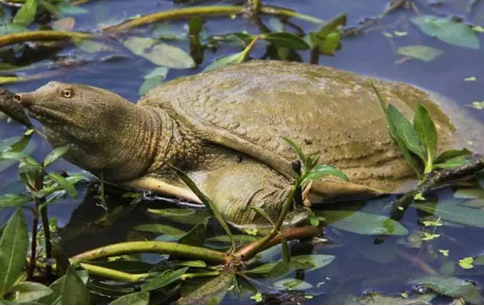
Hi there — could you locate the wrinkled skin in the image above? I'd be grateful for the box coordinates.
[13,61,483,228]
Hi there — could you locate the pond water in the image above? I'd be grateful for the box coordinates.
[1,0,484,304]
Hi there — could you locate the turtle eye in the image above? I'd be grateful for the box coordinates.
[60,88,73,99]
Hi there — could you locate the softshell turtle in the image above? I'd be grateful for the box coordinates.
[13,60,483,228]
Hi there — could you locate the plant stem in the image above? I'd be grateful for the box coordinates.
[0,31,92,48]
[180,271,221,281]
[39,169,52,278]
[104,5,323,32]
[79,263,151,282]
[390,156,484,221]
[235,186,297,260]
[71,241,229,263]
[27,198,39,280]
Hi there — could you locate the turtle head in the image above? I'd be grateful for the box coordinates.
[14,81,126,136]
[15,81,155,181]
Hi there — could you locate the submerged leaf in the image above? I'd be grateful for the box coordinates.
[177,271,234,305]
[409,276,483,304]
[414,200,484,228]
[396,45,443,62]
[319,210,408,235]
[412,15,480,49]
[0,209,28,296]
[144,44,195,69]
[109,292,150,305]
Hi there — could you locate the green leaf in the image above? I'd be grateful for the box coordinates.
[169,165,235,249]
[413,103,438,167]
[133,224,186,236]
[48,173,77,198]
[262,32,310,50]
[109,291,150,305]
[282,137,307,169]
[13,0,37,26]
[434,148,472,163]
[123,37,156,56]
[0,209,28,296]
[0,193,33,208]
[139,67,169,95]
[434,156,470,169]
[177,272,234,305]
[203,51,246,72]
[317,31,342,55]
[58,3,88,15]
[412,15,480,49]
[147,208,196,217]
[188,16,205,35]
[246,254,335,276]
[142,267,188,292]
[458,257,474,269]
[73,39,111,53]
[177,223,206,247]
[176,260,206,268]
[409,276,483,304]
[396,45,444,62]
[250,206,274,226]
[273,279,312,291]
[44,146,70,167]
[302,164,348,184]
[319,210,409,235]
[414,200,484,228]
[387,105,426,161]
[59,267,90,304]
[5,281,52,303]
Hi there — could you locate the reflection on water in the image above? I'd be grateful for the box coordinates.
[1,0,484,304]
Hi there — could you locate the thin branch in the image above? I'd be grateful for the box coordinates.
[79,263,151,282]
[0,31,92,48]
[71,241,229,264]
[104,5,323,32]
[390,156,484,220]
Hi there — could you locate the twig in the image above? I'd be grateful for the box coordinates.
[27,198,39,280]
[104,5,323,32]
[180,271,221,281]
[390,156,484,220]
[0,31,92,48]
[38,172,52,278]
[71,241,229,263]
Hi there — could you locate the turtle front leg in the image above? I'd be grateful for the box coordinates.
[188,153,310,231]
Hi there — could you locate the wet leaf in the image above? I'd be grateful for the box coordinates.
[58,267,89,304]
[0,193,33,208]
[51,17,76,31]
[262,32,310,50]
[458,257,474,269]
[123,37,156,56]
[470,101,484,109]
[302,164,348,184]
[109,292,150,305]
[13,0,38,27]
[134,224,186,236]
[273,279,312,290]
[387,105,426,161]
[139,67,169,95]
[434,148,472,163]
[409,276,483,304]
[433,156,470,169]
[317,31,342,55]
[412,15,480,49]
[169,165,234,248]
[203,51,246,72]
[142,267,188,292]
[413,103,437,163]
[421,232,440,241]
[246,254,335,276]
[47,173,77,198]
[58,3,88,15]
[397,45,443,62]
[439,249,449,257]
[5,281,52,303]
[44,146,70,167]
[147,208,196,217]
[414,200,484,228]
[0,209,28,296]
[144,44,195,69]
[464,76,477,81]
[454,188,484,199]
[319,210,409,235]
[74,39,111,53]
[177,271,234,305]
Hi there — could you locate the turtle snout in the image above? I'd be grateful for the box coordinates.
[13,92,35,107]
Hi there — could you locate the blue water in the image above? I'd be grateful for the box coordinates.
[1,0,484,304]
